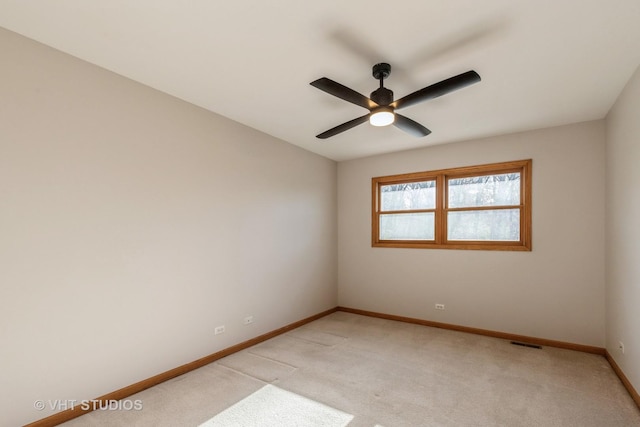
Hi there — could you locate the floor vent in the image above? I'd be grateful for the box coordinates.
[510,341,542,349]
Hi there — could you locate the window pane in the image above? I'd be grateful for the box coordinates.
[380,213,434,240]
[448,209,520,241]
[448,173,520,208]
[381,181,435,211]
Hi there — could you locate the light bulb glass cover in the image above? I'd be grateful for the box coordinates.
[369,108,395,127]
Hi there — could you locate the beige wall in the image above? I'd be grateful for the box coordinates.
[605,64,640,394]
[338,121,606,347]
[0,28,337,426]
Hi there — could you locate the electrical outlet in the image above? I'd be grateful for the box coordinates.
[619,341,625,354]
[435,304,445,310]
[214,325,225,335]
[244,316,254,325]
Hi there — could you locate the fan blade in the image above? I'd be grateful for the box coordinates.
[393,114,432,137]
[310,77,376,109]
[393,70,480,110]
[316,114,370,139]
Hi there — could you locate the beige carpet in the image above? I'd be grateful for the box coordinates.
[61,312,640,426]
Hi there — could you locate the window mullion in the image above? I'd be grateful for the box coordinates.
[436,174,446,244]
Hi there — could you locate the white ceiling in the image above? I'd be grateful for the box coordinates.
[1,1,639,161]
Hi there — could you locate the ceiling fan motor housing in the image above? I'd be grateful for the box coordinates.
[370,87,394,106]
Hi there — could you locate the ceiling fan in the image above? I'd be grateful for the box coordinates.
[310,63,480,139]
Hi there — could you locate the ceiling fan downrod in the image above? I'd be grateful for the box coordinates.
[370,63,393,106]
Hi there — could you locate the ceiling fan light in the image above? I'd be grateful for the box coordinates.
[369,108,395,127]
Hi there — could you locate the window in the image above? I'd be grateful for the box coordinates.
[372,159,532,250]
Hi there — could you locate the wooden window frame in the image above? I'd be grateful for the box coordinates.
[372,159,532,251]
